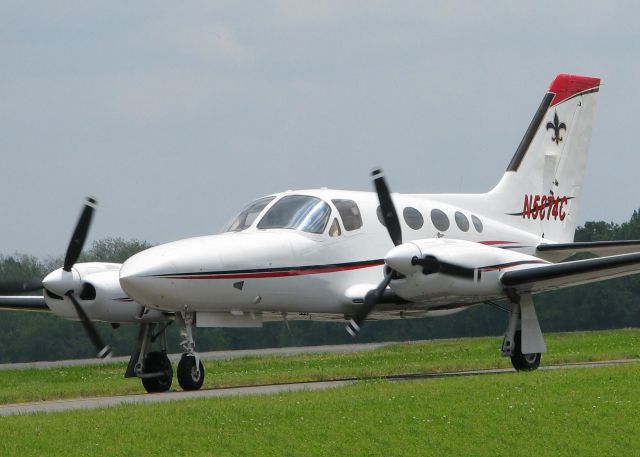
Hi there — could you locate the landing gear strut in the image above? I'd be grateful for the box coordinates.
[176,311,205,391]
[125,312,205,393]
[501,293,545,371]
[125,321,174,393]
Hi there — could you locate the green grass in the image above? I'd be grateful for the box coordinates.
[0,328,639,404]
[0,363,638,456]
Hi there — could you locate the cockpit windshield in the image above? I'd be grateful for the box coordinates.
[226,196,275,232]
[257,195,331,234]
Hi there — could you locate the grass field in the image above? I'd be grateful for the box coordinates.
[0,363,638,456]
[0,328,639,404]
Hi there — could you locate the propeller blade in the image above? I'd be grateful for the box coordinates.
[63,197,97,272]
[439,261,475,280]
[66,292,112,358]
[372,169,402,246]
[412,255,475,280]
[346,269,393,336]
[0,279,43,294]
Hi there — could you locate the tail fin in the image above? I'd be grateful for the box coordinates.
[488,74,600,243]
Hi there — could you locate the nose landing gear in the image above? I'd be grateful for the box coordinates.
[176,311,205,391]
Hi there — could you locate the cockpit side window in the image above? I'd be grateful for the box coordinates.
[331,199,363,231]
[226,196,276,232]
[257,195,331,234]
[328,218,342,237]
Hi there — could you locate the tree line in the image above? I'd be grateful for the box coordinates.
[0,213,639,363]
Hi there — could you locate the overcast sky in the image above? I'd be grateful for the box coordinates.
[1,1,638,258]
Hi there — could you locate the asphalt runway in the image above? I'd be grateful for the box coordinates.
[1,359,637,417]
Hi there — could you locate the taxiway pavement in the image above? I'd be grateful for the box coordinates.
[1,359,637,416]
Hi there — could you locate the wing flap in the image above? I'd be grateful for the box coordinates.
[536,240,640,262]
[501,252,640,293]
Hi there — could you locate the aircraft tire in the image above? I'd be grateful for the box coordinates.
[510,330,541,371]
[177,354,205,391]
[141,351,173,393]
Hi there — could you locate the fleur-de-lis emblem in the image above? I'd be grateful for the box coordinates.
[546,111,566,145]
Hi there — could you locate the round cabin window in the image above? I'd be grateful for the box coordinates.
[454,211,470,232]
[430,209,450,232]
[471,214,483,233]
[403,207,424,230]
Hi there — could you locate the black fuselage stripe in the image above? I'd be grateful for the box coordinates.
[150,258,548,279]
[152,259,386,278]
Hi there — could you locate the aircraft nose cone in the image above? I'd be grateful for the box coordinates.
[119,247,178,305]
[385,242,422,276]
[118,260,145,294]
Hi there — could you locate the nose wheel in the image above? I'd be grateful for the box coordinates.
[177,354,205,391]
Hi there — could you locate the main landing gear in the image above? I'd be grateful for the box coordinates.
[125,311,205,393]
[501,293,545,371]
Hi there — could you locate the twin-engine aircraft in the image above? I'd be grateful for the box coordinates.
[3,73,640,393]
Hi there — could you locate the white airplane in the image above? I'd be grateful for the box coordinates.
[3,73,640,394]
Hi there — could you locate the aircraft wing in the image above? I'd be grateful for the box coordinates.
[0,296,49,312]
[501,252,640,294]
[536,240,640,262]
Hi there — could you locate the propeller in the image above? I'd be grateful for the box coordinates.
[66,291,112,358]
[346,269,392,336]
[44,197,112,358]
[372,168,402,246]
[346,169,401,336]
[346,168,475,336]
[412,255,475,280]
[64,197,96,271]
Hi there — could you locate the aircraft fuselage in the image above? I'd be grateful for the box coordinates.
[119,188,544,316]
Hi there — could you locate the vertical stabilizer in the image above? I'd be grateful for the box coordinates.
[488,74,600,243]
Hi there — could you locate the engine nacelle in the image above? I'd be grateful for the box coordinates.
[44,262,168,323]
[386,239,546,304]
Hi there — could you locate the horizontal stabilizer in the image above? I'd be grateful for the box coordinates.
[501,252,640,293]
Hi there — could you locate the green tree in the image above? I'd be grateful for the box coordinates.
[81,238,155,263]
